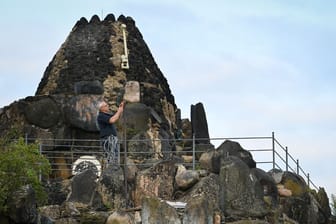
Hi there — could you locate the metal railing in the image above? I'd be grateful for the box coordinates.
[25,132,318,191]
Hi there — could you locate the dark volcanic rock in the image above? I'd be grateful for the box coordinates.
[0,13,180,154]
[98,165,127,209]
[74,80,104,94]
[219,156,269,219]
[251,168,278,208]
[35,14,176,131]
[199,140,256,174]
[23,96,61,129]
[67,169,103,210]
[36,15,116,95]
[280,192,324,224]
[134,160,177,207]
[217,140,256,168]
[191,102,210,144]
[63,95,103,131]
[141,196,181,224]
[7,185,38,224]
[123,103,151,134]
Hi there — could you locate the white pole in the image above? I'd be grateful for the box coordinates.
[121,24,129,69]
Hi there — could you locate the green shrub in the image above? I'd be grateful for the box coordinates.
[0,138,51,213]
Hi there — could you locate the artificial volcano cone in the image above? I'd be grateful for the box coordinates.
[0,14,180,143]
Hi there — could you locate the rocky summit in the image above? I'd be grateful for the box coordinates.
[0,13,183,143]
[0,14,334,224]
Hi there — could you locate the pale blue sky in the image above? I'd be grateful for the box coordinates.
[0,0,335,197]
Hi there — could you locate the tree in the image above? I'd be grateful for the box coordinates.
[0,138,51,213]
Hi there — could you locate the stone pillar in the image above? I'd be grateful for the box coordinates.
[190,102,210,144]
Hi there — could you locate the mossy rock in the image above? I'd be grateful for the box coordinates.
[282,172,308,197]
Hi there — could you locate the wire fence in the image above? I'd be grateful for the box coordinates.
[27,132,318,191]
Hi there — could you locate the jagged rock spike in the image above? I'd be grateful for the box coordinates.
[104,13,115,22]
[89,15,101,24]
[74,17,88,29]
[117,14,127,23]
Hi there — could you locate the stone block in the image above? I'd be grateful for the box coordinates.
[124,81,140,103]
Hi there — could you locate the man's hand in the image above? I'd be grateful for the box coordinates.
[109,101,125,124]
[119,101,125,110]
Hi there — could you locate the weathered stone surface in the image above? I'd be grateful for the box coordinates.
[79,211,109,224]
[23,96,61,128]
[134,161,176,206]
[64,95,103,132]
[124,81,140,103]
[195,143,215,159]
[40,215,55,224]
[251,168,278,208]
[0,101,26,138]
[199,149,215,171]
[34,13,177,138]
[123,103,151,135]
[315,187,332,221]
[60,201,81,218]
[125,157,139,183]
[141,196,181,224]
[36,15,115,96]
[127,127,174,161]
[200,140,256,174]
[97,166,126,209]
[281,214,300,224]
[281,171,307,197]
[128,131,155,160]
[103,13,116,23]
[159,128,175,159]
[217,140,256,169]
[183,194,216,224]
[226,220,270,224]
[44,179,70,206]
[74,80,104,94]
[280,192,325,224]
[67,169,104,210]
[55,217,79,224]
[175,164,199,190]
[39,205,61,220]
[191,102,210,144]
[181,118,192,146]
[180,174,220,210]
[106,211,134,224]
[0,12,180,154]
[267,168,283,184]
[219,156,269,219]
[7,185,38,224]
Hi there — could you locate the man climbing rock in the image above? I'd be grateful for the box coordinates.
[97,100,125,165]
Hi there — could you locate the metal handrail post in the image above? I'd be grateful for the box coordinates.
[39,143,42,181]
[296,159,299,175]
[272,132,275,169]
[285,146,288,171]
[123,115,128,208]
[192,133,195,170]
[307,173,310,188]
